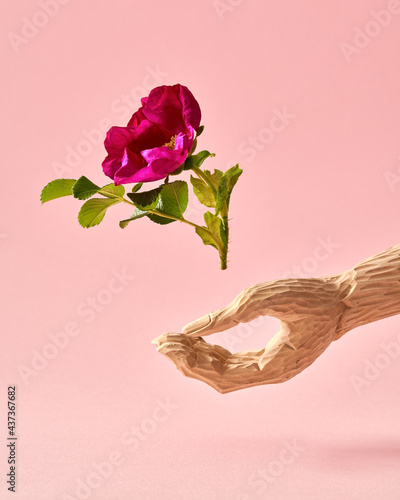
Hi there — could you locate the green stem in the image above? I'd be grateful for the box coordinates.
[100,191,208,238]
[220,255,227,270]
[192,166,230,270]
[122,198,136,206]
[98,190,136,206]
[99,186,228,269]
[220,207,229,270]
[150,209,199,229]
[150,208,225,257]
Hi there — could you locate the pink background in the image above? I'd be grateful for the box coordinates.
[2,0,400,498]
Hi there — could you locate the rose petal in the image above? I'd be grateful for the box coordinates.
[142,85,188,136]
[179,85,201,132]
[102,120,168,183]
[140,132,190,180]
[102,126,142,180]
[127,106,146,127]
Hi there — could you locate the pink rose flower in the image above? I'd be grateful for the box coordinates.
[102,84,201,184]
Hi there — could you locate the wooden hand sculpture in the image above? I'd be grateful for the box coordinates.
[152,245,400,393]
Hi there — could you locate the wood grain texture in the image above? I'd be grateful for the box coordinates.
[152,244,400,393]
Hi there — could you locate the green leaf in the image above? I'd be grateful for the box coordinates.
[119,208,148,228]
[124,181,188,227]
[195,212,226,252]
[127,186,162,210]
[225,163,242,185]
[141,180,188,224]
[195,226,218,249]
[156,180,188,219]
[147,213,175,225]
[190,176,215,208]
[204,169,224,189]
[119,208,174,228]
[193,151,215,168]
[40,179,76,204]
[72,176,100,200]
[78,198,121,228]
[195,226,219,250]
[215,164,243,215]
[196,125,204,137]
[204,211,222,238]
[131,183,143,193]
[205,211,228,246]
[99,183,125,198]
[184,150,215,170]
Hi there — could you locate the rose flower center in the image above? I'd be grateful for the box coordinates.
[163,135,177,150]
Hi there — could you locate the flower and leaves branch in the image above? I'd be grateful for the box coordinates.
[41,85,242,270]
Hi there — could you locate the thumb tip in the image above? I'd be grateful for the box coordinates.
[182,314,211,336]
[151,333,167,345]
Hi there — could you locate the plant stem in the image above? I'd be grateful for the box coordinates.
[106,191,213,242]
[98,190,136,206]
[192,166,231,270]
[220,253,227,270]
[100,185,228,269]
[150,208,225,257]
[219,205,229,270]
[150,209,199,229]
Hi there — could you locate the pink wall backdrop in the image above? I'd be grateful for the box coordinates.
[2,0,400,498]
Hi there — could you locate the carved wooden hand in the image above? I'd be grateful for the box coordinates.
[152,245,400,393]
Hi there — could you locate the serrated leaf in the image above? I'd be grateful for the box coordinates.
[119,207,174,227]
[119,208,148,228]
[195,226,219,250]
[204,169,224,189]
[195,212,225,252]
[190,176,215,208]
[156,180,188,218]
[100,183,125,198]
[215,164,243,215]
[147,213,175,225]
[78,198,121,228]
[123,182,187,227]
[205,211,228,246]
[204,211,222,237]
[72,176,100,200]
[40,179,76,204]
[127,186,162,210]
[131,183,143,193]
[225,164,242,182]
